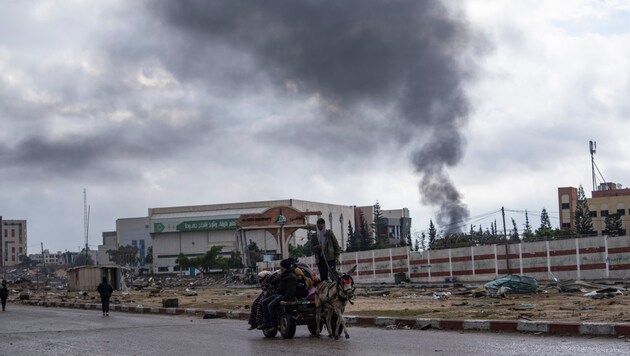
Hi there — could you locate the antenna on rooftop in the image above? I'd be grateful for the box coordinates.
[589,140,607,192]
[84,188,90,259]
[590,141,596,192]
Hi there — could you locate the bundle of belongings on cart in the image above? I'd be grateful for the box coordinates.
[291,260,321,301]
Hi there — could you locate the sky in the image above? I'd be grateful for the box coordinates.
[1,0,630,253]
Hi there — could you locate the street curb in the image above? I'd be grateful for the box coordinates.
[22,300,630,337]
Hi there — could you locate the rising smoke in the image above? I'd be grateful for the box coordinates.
[151,0,485,232]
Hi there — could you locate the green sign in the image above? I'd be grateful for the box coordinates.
[153,219,238,233]
[176,219,237,232]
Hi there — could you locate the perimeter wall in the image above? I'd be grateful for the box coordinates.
[260,235,630,284]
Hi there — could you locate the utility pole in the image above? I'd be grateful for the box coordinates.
[590,140,597,192]
[501,207,511,274]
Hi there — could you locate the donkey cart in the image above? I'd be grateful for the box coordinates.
[262,300,342,339]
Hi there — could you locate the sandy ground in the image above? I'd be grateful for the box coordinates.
[27,283,630,323]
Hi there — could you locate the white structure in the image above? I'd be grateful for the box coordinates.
[148,199,355,274]
[30,249,62,265]
[96,231,118,265]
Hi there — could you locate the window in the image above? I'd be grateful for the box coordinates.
[157,266,169,272]
[618,209,626,216]
[561,203,570,209]
[562,223,571,228]
[3,230,6,238]
[601,210,609,217]
[11,229,14,237]
[590,211,597,217]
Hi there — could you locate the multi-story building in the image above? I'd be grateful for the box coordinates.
[30,249,62,265]
[558,183,630,235]
[2,219,27,266]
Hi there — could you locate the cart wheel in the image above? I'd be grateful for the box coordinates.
[262,326,277,338]
[280,315,296,339]
[307,321,322,335]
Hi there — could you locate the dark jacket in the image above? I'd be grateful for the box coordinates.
[0,285,8,299]
[97,282,113,299]
[276,269,297,301]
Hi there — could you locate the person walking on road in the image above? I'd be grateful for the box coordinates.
[97,276,114,316]
[0,280,8,311]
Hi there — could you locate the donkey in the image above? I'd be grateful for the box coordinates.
[315,265,357,339]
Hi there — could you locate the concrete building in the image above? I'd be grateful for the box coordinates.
[116,217,151,267]
[148,199,356,274]
[96,231,118,265]
[355,206,412,245]
[558,183,630,235]
[30,249,62,265]
[2,219,27,266]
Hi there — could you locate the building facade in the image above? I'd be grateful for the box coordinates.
[148,199,356,274]
[355,206,412,245]
[96,231,118,265]
[2,219,27,266]
[30,249,62,265]
[116,217,151,267]
[558,183,630,235]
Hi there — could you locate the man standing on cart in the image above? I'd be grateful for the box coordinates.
[260,259,297,334]
[310,217,341,281]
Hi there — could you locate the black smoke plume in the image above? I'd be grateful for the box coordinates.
[151,0,485,232]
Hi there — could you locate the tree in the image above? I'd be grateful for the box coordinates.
[358,210,373,251]
[227,251,244,268]
[574,185,594,235]
[428,220,437,249]
[510,218,520,241]
[288,243,309,258]
[420,232,427,251]
[605,213,624,237]
[175,253,190,270]
[248,241,263,264]
[73,251,94,266]
[413,236,420,251]
[536,208,553,238]
[372,201,388,246]
[523,210,534,241]
[346,220,359,252]
[193,246,227,272]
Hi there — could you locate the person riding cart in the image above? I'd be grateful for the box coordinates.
[260,259,297,334]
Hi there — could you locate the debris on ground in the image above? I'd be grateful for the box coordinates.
[482,275,539,297]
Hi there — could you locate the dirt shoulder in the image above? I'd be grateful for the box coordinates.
[24,283,630,323]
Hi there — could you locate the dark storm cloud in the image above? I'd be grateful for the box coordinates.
[0,117,213,181]
[150,0,486,231]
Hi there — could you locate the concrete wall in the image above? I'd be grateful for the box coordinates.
[260,235,630,284]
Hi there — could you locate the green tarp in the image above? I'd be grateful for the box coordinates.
[484,275,539,294]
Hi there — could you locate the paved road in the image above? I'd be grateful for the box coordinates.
[1,305,630,355]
